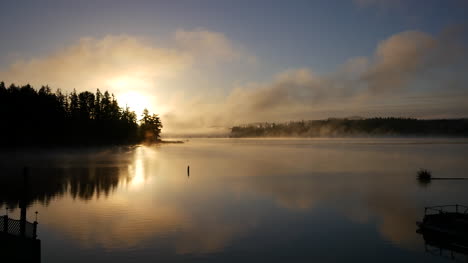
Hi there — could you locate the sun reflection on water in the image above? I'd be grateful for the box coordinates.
[128,147,146,189]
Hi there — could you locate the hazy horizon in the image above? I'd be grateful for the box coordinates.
[1,0,467,134]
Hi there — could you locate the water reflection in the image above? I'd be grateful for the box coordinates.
[0,146,145,208]
[418,230,468,262]
[0,139,467,262]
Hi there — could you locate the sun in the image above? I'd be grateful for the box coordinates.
[117,91,150,116]
[107,76,151,116]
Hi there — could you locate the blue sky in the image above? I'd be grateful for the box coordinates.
[0,0,467,133]
[1,0,466,72]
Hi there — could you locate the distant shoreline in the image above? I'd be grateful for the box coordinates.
[230,118,468,138]
[159,140,185,144]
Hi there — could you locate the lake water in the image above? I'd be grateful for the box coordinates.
[1,138,468,262]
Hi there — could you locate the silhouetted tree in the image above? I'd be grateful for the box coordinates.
[0,82,162,146]
[140,108,163,142]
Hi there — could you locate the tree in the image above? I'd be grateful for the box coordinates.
[0,82,164,146]
[94,89,102,120]
[122,106,137,124]
[69,89,79,119]
[140,108,163,142]
[78,91,95,120]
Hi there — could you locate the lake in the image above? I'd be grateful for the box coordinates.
[1,138,468,262]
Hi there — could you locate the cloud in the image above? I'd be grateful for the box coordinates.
[1,35,189,91]
[233,28,467,107]
[0,29,252,115]
[173,28,245,63]
[1,27,467,134]
[160,27,468,134]
[362,29,468,93]
[362,31,436,93]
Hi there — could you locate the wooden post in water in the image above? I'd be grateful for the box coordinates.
[20,167,29,237]
[187,165,190,177]
[33,221,38,240]
[33,211,38,240]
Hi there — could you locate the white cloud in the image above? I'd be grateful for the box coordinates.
[161,28,468,134]
[1,27,467,135]
[0,29,252,116]
[1,35,189,91]
[173,28,246,63]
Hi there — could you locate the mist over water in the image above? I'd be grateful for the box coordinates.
[1,138,468,262]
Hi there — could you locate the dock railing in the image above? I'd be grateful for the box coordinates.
[424,205,468,216]
[0,215,38,240]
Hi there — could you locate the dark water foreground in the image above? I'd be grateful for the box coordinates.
[1,138,467,263]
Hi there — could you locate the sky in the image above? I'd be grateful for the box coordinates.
[0,0,467,134]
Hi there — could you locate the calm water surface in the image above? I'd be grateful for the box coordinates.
[1,138,468,262]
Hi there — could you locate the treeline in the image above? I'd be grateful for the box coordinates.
[0,82,162,146]
[230,118,468,138]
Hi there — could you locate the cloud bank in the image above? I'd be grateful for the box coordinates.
[1,27,467,135]
[163,27,468,134]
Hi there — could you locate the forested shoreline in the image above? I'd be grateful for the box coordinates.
[230,118,468,138]
[0,82,162,146]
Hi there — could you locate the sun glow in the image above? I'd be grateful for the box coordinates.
[118,91,151,116]
[108,76,152,115]
[128,147,146,189]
